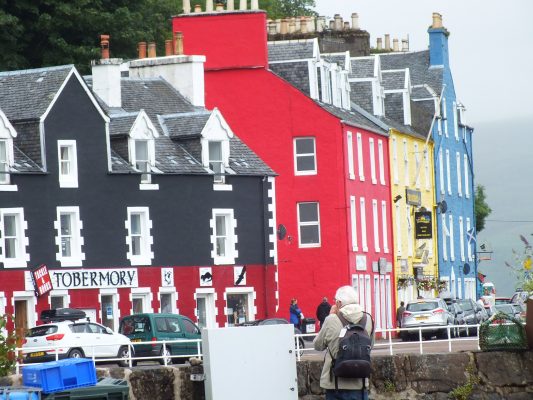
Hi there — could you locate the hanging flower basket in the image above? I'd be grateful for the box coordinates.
[417,279,433,291]
[397,277,414,290]
[435,279,448,292]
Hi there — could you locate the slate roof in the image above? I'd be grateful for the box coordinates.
[382,70,406,91]
[12,147,42,173]
[349,58,375,79]
[321,53,348,69]
[0,65,73,121]
[318,102,387,136]
[380,51,443,96]
[161,112,211,139]
[269,62,310,95]
[349,81,373,114]
[268,40,315,62]
[109,113,138,137]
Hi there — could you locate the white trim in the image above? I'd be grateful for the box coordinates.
[0,207,29,268]
[12,292,37,332]
[350,196,358,251]
[442,97,448,137]
[297,202,321,248]
[57,140,78,188]
[293,137,317,176]
[466,217,473,261]
[453,101,459,141]
[378,139,385,185]
[372,199,380,252]
[456,151,462,197]
[459,216,465,262]
[267,177,278,264]
[224,287,256,327]
[99,289,119,330]
[446,149,452,195]
[449,214,455,262]
[403,139,409,186]
[357,133,364,181]
[424,148,430,191]
[159,288,178,314]
[48,290,70,308]
[130,287,154,314]
[414,143,420,188]
[439,148,445,195]
[392,137,398,184]
[360,198,368,252]
[464,154,470,198]
[395,204,402,256]
[369,138,377,185]
[406,206,413,257]
[347,132,355,180]
[211,208,238,264]
[442,214,448,261]
[139,183,159,191]
[381,200,389,253]
[55,206,85,267]
[125,207,154,265]
[213,183,233,191]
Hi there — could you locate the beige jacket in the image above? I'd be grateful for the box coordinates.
[312,304,374,390]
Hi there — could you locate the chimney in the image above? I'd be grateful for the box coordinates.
[165,40,172,56]
[92,35,122,108]
[294,17,301,32]
[268,21,277,35]
[227,0,234,11]
[206,0,214,12]
[351,13,359,30]
[307,16,315,33]
[194,4,202,12]
[280,19,288,34]
[384,34,390,50]
[147,42,157,58]
[334,14,342,31]
[215,3,224,11]
[402,38,409,52]
[329,20,335,30]
[317,16,326,32]
[393,38,399,52]
[183,0,191,14]
[100,35,110,59]
[239,0,247,10]
[174,32,184,55]
[300,17,308,33]
[251,0,259,10]
[275,19,281,33]
[343,21,350,30]
[138,42,147,59]
[288,18,296,33]
[432,12,443,29]
[377,37,382,50]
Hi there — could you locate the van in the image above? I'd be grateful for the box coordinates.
[118,313,201,364]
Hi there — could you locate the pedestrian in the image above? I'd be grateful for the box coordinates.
[396,301,405,328]
[289,298,303,328]
[313,286,374,400]
[316,296,332,329]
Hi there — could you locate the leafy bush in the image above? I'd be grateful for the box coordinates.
[0,314,19,376]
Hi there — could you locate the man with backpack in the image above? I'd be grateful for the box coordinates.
[313,285,374,400]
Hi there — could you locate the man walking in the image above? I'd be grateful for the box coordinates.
[396,301,405,328]
[316,297,332,329]
[313,286,374,400]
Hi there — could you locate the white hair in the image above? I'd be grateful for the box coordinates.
[335,285,357,306]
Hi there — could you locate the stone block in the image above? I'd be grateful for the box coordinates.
[307,361,324,395]
[129,367,176,400]
[371,354,409,392]
[297,361,308,396]
[476,351,526,386]
[407,353,470,393]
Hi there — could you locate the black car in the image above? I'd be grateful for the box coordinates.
[242,318,305,353]
[447,303,467,337]
[456,299,480,336]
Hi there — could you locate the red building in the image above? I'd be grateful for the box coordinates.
[174,9,395,331]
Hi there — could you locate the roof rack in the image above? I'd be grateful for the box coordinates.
[41,308,87,323]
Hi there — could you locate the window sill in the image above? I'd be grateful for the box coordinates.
[58,258,84,267]
[295,171,318,176]
[129,255,152,266]
[213,184,233,191]
[0,184,18,191]
[2,258,27,268]
[214,257,236,265]
[139,183,159,191]
[298,243,321,249]
[59,181,78,188]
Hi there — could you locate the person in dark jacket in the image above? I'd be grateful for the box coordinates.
[316,297,332,329]
[289,298,303,328]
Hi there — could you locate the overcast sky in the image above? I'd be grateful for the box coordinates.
[315,0,533,296]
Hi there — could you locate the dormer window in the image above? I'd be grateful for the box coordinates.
[134,140,150,183]
[128,111,159,188]
[0,110,17,189]
[200,109,233,188]
[209,141,224,183]
[0,140,9,184]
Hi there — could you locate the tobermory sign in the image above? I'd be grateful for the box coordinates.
[30,264,53,297]
[415,211,433,239]
[50,268,139,290]
[405,189,422,206]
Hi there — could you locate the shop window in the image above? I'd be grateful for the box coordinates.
[226,292,252,327]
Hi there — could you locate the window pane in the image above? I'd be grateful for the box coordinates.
[135,141,149,160]
[209,142,222,161]
[61,237,72,257]
[132,298,143,314]
[51,296,64,309]
[216,237,226,257]
[161,294,172,313]
[131,214,141,235]
[4,215,16,236]
[132,236,141,256]
[296,155,315,171]
[215,215,226,236]
[60,146,71,162]
[0,141,6,163]
[295,138,314,154]
[298,203,318,222]
[5,238,16,258]
[60,214,72,235]
[300,225,319,244]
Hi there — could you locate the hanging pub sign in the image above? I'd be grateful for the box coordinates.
[415,211,433,239]
[30,264,53,297]
[405,189,422,206]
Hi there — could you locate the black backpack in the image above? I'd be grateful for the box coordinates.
[328,312,374,390]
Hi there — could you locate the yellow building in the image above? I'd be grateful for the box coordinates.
[389,129,439,305]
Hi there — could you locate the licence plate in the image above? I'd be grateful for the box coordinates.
[29,351,45,358]
[415,316,429,320]
[132,338,142,343]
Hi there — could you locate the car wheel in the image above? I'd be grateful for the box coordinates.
[438,328,449,339]
[159,347,172,365]
[67,348,84,359]
[117,346,132,367]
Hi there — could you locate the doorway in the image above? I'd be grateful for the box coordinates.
[196,291,216,329]
[14,300,28,346]
[100,293,117,331]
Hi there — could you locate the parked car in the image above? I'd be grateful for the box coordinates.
[447,302,467,337]
[119,313,201,365]
[456,299,481,336]
[495,297,511,305]
[23,320,133,366]
[401,298,453,340]
[510,290,530,305]
[242,318,306,352]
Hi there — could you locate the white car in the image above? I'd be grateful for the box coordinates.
[23,320,133,366]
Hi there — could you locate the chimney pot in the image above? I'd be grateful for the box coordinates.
[393,38,399,52]
[343,21,350,30]
[165,39,172,56]
[334,14,342,31]
[307,16,315,33]
[294,17,301,32]
[384,34,391,50]
[100,34,110,59]
[432,12,443,29]
[215,3,224,11]
[268,21,277,35]
[251,0,259,10]
[289,18,296,34]
[317,16,326,32]
[194,4,202,12]
[239,0,247,10]
[280,19,288,35]
[174,32,184,55]
[351,13,359,30]
[183,0,191,14]
[147,42,156,58]
[227,0,234,10]
[377,37,383,51]
[300,17,308,33]
[402,38,409,52]
[329,20,335,30]
[138,42,147,59]
[206,0,214,12]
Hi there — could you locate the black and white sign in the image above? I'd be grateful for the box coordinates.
[234,266,246,286]
[51,269,139,289]
[162,268,174,287]
[199,267,213,287]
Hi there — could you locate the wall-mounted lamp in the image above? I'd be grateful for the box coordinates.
[393,195,402,203]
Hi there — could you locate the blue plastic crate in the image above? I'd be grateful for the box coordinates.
[22,358,97,394]
[0,386,41,400]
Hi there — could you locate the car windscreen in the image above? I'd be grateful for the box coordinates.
[119,316,151,334]
[458,301,473,311]
[495,305,514,315]
[27,325,58,337]
[406,302,439,312]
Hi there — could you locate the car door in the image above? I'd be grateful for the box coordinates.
[162,316,187,356]
[69,323,99,358]
[180,317,201,356]
[88,323,119,357]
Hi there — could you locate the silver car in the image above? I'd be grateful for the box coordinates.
[401,298,453,340]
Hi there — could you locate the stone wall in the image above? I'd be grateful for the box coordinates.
[7,351,533,399]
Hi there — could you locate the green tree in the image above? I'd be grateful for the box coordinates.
[0,314,18,377]
[474,185,491,233]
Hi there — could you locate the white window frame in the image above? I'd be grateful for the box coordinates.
[57,140,78,188]
[48,290,70,309]
[446,149,452,195]
[159,287,178,314]
[442,97,448,137]
[414,143,420,188]
[439,149,445,195]
[424,148,430,191]
[464,154,470,198]
[211,208,238,264]
[360,198,368,252]
[374,276,381,331]
[456,152,462,197]
[442,214,448,261]
[297,202,321,248]
[459,216,465,262]
[449,214,455,262]
[55,206,85,267]
[378,139,385,185]
[0,208,29,268]
[381,200,389,253]
[0,139,13,186]
[372,199,380,252]
[130,287,154,314]
[403,139,409,186]
[392,137,398,184]
[350,196,358,251]
[365,275,371,315]
[347,132,355,180]
[407,206,413,257]
[125,207,154,266]
[369,138,377,184]
[395,204,402,256]
[134,139,152,184]
[453,101,459,141]
[293,137,317,176]
[466,217,473,261]
[357,133,364,181]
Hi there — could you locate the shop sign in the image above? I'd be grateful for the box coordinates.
[405,189,422,206]
[415,211,433,239]
[30,264,53,297]
[50,268,139,289]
